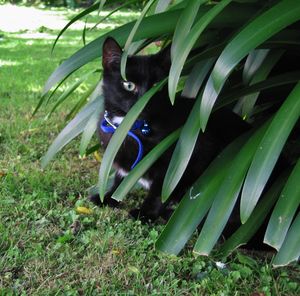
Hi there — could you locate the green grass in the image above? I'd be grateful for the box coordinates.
[0,4,299,295]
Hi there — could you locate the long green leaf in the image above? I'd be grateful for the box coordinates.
[44,9,181,95]
[234,50,283,118]
[219,171,288,257]
[85,143,100,156]
[97,0,106,15]
[120,0,156,80]
[46,70,98,119]
[242,49,270,85]
[272,212,300,267]
[171,0,205,59]
[98,80,166,201]
[44,4,256,95]
[200,0,300,130]
[90,0,139,31]
[155,0,172,13]
[112,129,181,201]
[161,93,202,202]
[264,159,300,250]
[79,95,104,156]
[241,82,300,223]
[184,42,225,71]
[52,2,99,52]
[41,97,101,167]
[168,0,232,103]
[34,71,75,116]
[156,133,247,255]
[241,50,283,118]
[193,121,270,256]
[216,71,300,110]
[52,0,132,50]
[65,83,96,122]
[182,58,215,98]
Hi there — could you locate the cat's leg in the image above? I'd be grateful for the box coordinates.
[130,181,165,222]
[89,173,122,208]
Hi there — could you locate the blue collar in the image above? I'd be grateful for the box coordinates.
[100,110,151,169]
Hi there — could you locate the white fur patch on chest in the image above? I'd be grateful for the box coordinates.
[116,169,152,190]
[117,168,129,178]
[138,177,152,190]
[112,116,124,125]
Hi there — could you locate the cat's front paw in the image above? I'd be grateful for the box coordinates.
[129,208,159,224]
[88,193,120,208]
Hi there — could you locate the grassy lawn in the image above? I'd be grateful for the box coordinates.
[0,4,299,295]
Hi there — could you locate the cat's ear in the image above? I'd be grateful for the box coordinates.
[155,44,171,74]
[102,37,122,69]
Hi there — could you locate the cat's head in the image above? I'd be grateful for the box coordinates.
[102,37,170,114]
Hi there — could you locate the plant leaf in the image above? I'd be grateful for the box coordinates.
[44,9,183,95]
[181,58,215,98]
[90,0,139,31]
[234,50,284,118]
[243,49,270,85]
[168,0,232,103]
[79,95,104,156]
[272,211,300,267]
[161,93,202,202]
[200,0,300,131]
[241,82,300,223]
[112,129,181,201]
[98,0,106,15]
[86,143,100,156]
[44,3,256,95]
[41,97,101,167]
[193,121,270,256]
[98,79,166,201]
[264,159,300,250]
[217,71,300,110]
[155,0,172,13]
[65,83,96,122]
[120,0,157,80]
[46,70,99,119]
[82,17,88,46]
[156,133,247,255]
[219,171,288,257]
[52,2,100,52]
[241,50,283,118]
[171,0,205,59]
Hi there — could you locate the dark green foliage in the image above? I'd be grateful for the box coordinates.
[40,0,300,266]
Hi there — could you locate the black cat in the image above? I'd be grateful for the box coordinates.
[90,37,250,222]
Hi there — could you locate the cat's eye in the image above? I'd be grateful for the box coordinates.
[122,81,136,92]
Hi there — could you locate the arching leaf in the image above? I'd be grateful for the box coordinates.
[120,0,157,80]
[156,134,247,255]
[168,0,232,103]
[162,93,202,201]
[200,0,300,130]
[273,212,300,267]
[264,159,300,250]
[41,97,102,167]
[193,121,270,256]
[241,82,300,223]
[219,171,288,257]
